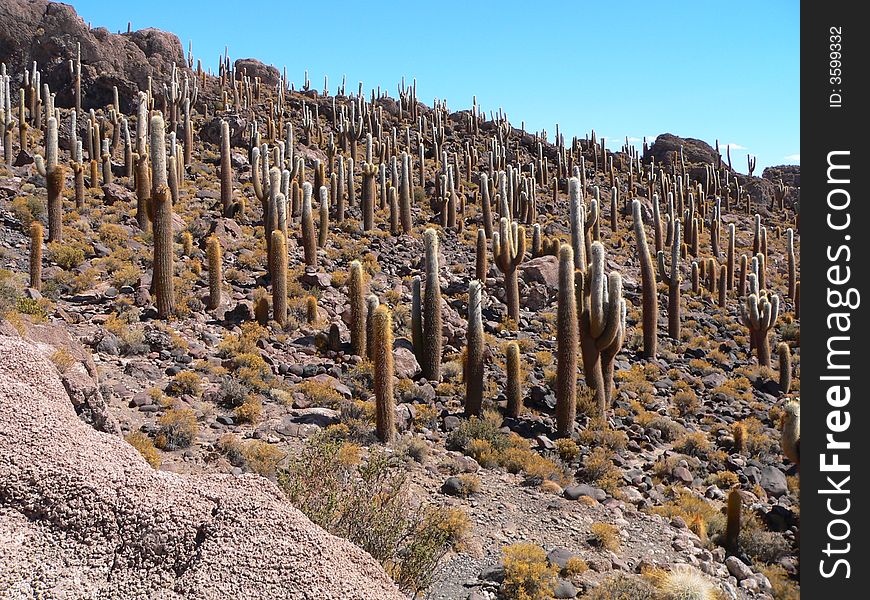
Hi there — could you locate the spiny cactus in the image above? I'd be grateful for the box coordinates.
[786,228,796,299]
[361,161,378,231]
[781,400,800,468]
[794,281,800,318]
[150,113,175,318]
[505,342,522,418]
[725,489,741,554]
[389,186,399,234]
[476,228,488,284]
[365,294,380,360]
[577,242,626,417]
[348,260,367,356]
[206,235,222,310]
[372,304,395,444]
[181,231,193,257]
[555,244,578,437]
[411,275,424,366]
[399,152,412,233]
[254,291,270,326]
[778,342,791,394]
[632,199,657,359]
[29,221,42,290]
[465,279,484,417]
[270,230,288,326]
[35,116,65,242]
[718,265,727,308]
[493,217,526,323]
[657,218,682,340]
[301,182,317,267]
[419,228,443,381]
[726,223,735,291]
[318,185,329,248]
[479,172,493,238]
[741,288,779,368]
[219,119,234,216]
[306,295,319,325]
[568,177,586,269]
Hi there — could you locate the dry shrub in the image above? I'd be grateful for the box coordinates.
[126,432,161,468]
[155,408,199,450]
[500,542,557,600]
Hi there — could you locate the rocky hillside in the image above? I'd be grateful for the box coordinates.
[0,1,799,599]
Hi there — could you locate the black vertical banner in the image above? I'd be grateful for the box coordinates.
[801,2,869,597]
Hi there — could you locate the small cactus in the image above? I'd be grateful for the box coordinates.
[348,260,367,356]
[781,400,800,468]
[372,304,395,444]
[465,279,484,417]
[306,295,319,325]
[206,235,222,310]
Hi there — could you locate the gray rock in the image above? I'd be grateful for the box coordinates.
[553,579,577,598]
[725,556,753,581]
[759,465,788,497]
[564,484,606,502]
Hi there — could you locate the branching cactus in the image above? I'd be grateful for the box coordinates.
[29,221,42,290]
[206,236,222,310]
[493,217,526,323]
[150,113,175,319]
[372,304,395,444]
[741,288,780,368]
[270,230,288,326]
[657,218,682,340]
[35,116,65,242]
[577,242,626,418]
[555,244,578,437]
[465,279,485,417]
[301,182,317,267]
[632,199,658,359]
[348,260,367,356]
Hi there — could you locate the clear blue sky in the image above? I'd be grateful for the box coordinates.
[71,0,799,172]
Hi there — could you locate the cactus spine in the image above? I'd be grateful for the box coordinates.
[348,260,367,356]
[270,230,288,326]
[493,217,526,323]
[206,235,222,310]
[465,279,484,417]
[29,221,42,290]
[372,304,395,444]
[632,199,658,359]
[555,244,578,437]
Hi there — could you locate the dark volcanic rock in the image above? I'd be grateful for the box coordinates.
[0,0,189,112]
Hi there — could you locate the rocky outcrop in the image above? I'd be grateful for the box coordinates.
[234,58,281,88]
[0,334,404,599]
[0,0,189,112]
[643,133,719,168]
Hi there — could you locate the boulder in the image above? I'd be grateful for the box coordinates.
[234,58,280,88]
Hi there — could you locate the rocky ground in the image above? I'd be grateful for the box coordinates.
[0,1,799,599]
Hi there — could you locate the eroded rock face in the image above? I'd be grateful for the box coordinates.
[0,0,189,112]
[234,58,281,88]
[643,133,719,168]
[0,334,404,600]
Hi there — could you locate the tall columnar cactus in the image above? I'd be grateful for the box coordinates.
[411,275,424,366]
[134,94,151,232]
[418,228,444,381]
[568,177,586,269]
[35,116,65,242]
[476,228,488,284]
[786,228,796,300]
[206,236,222,310]
[506,342,522,418]
[479,172,493,239]
[718,265,727,308]
[372,304,395,444]
[465,279,485,417]
[365,294,380,360]
[577,242,626,418]
[388,186,399,235]
[555,244,578,436]
[493,217,526,323]
[301,182,317,267]
[270,230,288,326]
[725,489,742,554]
[781,400,800,468]
[220,119,233,216]
[318,185,330,248]
[150,113,175,318]
[361,161,378,231]
[778,342,792,394]
[726,223,735,291]
[632,199,658,359]
[29,221,42,290]
[348,260,367,356]
[657,218,682,340]
[794,281,800,318]
[399,152,412,233]
[741,289,779,368]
